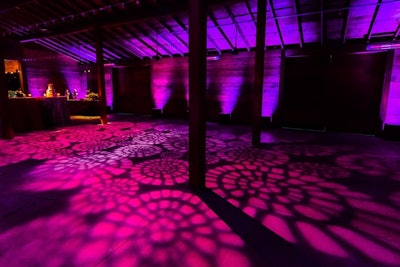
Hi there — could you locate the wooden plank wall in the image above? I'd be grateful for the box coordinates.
[23,46,84,98]
[279,50,387,135]
[146,50,282,122]
[387,49,400,125]
[113,64,153,115]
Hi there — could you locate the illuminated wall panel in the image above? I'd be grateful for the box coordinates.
[386,49,400,125]
[24,56,83,97]
[150,50,281,122]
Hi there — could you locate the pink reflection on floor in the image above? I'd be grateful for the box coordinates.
[131,158,188,185]
[97,191,250,267]
[0,115,399,267]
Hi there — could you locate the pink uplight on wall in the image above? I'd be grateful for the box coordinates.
[213,76,243,115]
[24,55,84,97]
[151,59,188,110]
[262,50,281,117]
[151,77,171,110]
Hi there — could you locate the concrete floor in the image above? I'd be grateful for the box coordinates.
[0,114,399,267]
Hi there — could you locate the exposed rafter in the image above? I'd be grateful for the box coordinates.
[122,25,163,58]
[366,0,382,42]
[145,21,184,56]
[173,15,221,54]
[245,1,257,28]
[340,0,351,45]
[111,26,149,58]
[225,5,251,51]
[208,12,235,50]
[35,38,88,62]
[393,22,400,41]
[158,18,188,50]
[293,0,304,48]
[320,0,325,46]
[268,0,284,49]
[2,0,400,63]
[14,0,239,43]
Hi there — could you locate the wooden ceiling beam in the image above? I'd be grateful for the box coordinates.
[320,0,325,46]
[366,0,382,42]
[208,12,235,50]
[393,22,400,41]
[268,0,284,49]
[158,18,188,48]
[244,1,257,28]
[145,21,184,56]
[132,24,174,57]
[17,0,240,43]
[293,0,304,47]
[340,0,351,45]
[225,5,251,51]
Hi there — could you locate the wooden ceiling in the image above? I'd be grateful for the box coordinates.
[1,0,400,63]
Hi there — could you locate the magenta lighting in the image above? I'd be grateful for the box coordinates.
[367,43,400,50]
[152,77,173,110]
[387,49,400,125]
[219,76,243,115]
[262,52,281,117]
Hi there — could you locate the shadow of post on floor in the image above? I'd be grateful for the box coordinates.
[195,188,311,267]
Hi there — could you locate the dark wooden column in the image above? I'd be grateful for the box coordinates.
[0,47,15,139]
[252,0,267,145]
[188,0,207,189]
[95,26,108,125]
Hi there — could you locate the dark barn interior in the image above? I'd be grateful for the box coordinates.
[1,0,400,266]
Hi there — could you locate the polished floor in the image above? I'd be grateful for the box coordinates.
[0,114,399,267]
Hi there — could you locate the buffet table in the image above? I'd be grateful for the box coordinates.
[8,97,70,132]
[68,99,100,116]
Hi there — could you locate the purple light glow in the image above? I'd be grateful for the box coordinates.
[151,77,172,109]
[212,76,243,114]
[328,226,400,265]
[92,190,250,267]
[24,54,86,97]
[104,67,114,108]
[297,222,349,258]
[152,59,189,110]
[1,118,400,266]
[60,66,82,95]
[386,49,400,125]
[261,51,281,117]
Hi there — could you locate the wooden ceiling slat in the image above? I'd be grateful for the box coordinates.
[122,24,162,58]
[113,26,150,58]
[35,39,87,62]
[225,5,251,51]
[2,0,400,63]
[294,0,304,47]
[158,18,188,49]
[341,0,351,44]
[105,40,140,60]
[145,21,184,56]
[268,0,284,49]
[366,0,382,42]
[208,12,235,50]
[320,0,325,46]
[393,22,400,41]
[132,24,174,57]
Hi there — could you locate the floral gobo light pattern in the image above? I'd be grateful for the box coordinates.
[0,117,399,267]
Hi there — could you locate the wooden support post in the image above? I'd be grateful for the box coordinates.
[0,46,15,139]
[252,0,267,146]
[188,0,207,189]
[95,26,108,125]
